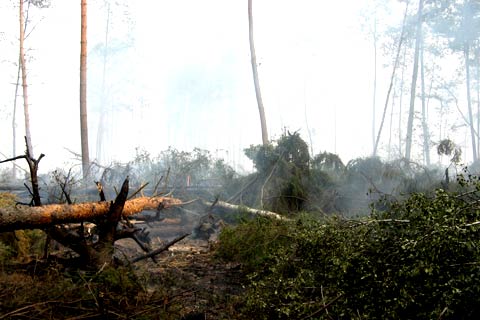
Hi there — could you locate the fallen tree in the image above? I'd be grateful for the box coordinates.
[203,200,286,220]
[0,177,186,268]
[0,195,182,232]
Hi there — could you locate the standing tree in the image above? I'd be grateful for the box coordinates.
[19,0,33,157]
[462,1,480,162]
[13,0,49,178]
[420,29,431,166]
[80,0,90,178]
[373,1,409,157]
[248,0,268,146]
[428,0,480,162]
[405,0,424,161]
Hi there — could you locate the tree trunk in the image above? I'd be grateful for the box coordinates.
[476,46,480,159]
[0,195,181,233]
[405,0,424,161]
[248,0,268,146]
[372,15,378,153]
[19,0,33,157]
[465,43,478,162]
[398,45,407,157]
[96,1,110,164]
[80,0,90,178]
[373,2,408,156]
[12,57,20,179]
[420,29,430,166]
[203,199,285,220]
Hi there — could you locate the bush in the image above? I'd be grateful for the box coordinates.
[217,176,480,319]
[215,216,294,272]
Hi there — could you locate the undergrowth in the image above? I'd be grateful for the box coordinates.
[216,175,480,319]
[0,263,185,319]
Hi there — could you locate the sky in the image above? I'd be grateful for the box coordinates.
[1,0,461,175]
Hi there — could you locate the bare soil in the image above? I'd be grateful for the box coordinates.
[116,216,245,319]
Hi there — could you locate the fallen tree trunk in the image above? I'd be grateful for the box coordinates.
[0,196,182,232]
[203,200,286,220]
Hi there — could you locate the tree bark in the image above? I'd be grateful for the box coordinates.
[0,196,181,233]
[248,0,268,146]
[80,0,90,178]
[405,0,424,161]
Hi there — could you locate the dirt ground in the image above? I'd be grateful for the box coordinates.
[114,216,246,319]
[136,240,244,319]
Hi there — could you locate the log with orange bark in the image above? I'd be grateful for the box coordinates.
[0,196,182,232]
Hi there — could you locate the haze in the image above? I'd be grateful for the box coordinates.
[0,0,473,174]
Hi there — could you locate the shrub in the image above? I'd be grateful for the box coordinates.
[218,177,480,319]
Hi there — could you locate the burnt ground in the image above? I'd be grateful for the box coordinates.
[113,213,246,319]
[133,240,245,319]
[0,211,246,319]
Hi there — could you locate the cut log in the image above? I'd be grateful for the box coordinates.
[0,196,182,232]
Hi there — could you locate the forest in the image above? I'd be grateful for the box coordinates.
[1,0,480,319]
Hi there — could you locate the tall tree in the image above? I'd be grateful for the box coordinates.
[80,0,90,178]
[372,14,378,153]
[248,0,268,146]
[420,30,431,165]
[464,28,477,162]
[96,0,110,164]
[463,1,478,162]
[373,1,409,156]
[19,0,33,157]
[427,0,480,162]
[405,0,424,161]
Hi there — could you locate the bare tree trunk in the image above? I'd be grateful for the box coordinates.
[19,0,33,157]
[405,0,424,161]
[388,82,396,160]
[12,56,20,179]
[248,0,268,146]
[420,34,431,166]
[372,15,378,153]
[96,1,110,164]
[398,45,407,157]
[80,0,90,178]
[0,195,181,232]
[373,2,408,156]
[476,47,480,159]
[465,43,478,162]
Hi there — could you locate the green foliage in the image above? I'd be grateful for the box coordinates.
[0,193,45,260]
[312,151,345,175]
[0,241,14,263]
[218,177,480,319]
[244,132,312,214]
[215,216,293,272]
[438,139,462,164]
[0,263,180,319]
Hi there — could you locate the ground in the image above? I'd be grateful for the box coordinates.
[0,212,246,319]
[136,239,244,319]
